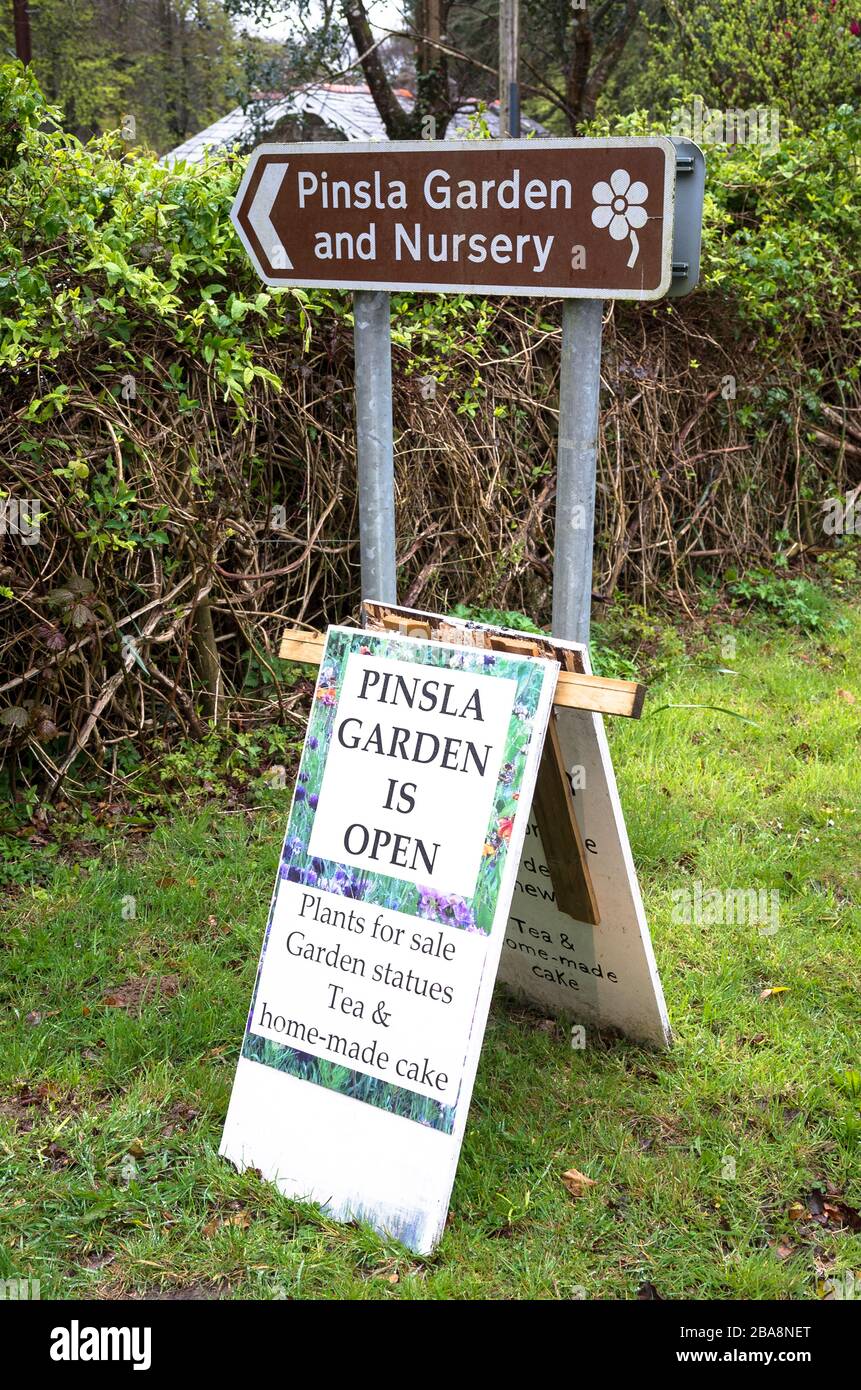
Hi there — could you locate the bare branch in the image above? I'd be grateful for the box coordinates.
[585,0,642,114]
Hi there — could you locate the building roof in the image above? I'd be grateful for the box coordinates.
[163,83,548,165]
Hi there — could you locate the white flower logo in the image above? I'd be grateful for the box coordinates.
[591,169,649,269]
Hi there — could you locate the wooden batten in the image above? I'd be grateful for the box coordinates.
[278,628,645,719]
[532,715,600,925]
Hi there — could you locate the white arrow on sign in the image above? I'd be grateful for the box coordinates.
[239,159,292,272]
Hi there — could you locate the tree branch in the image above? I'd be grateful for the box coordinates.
[567,2,595,130]
[341,0,414,138]
[584,0,642,114]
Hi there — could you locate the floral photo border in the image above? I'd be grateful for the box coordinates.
[242,626,549,1134]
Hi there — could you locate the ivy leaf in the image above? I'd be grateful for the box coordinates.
[37,625,67,652]
[70,602,94,629]
[65,575,95,596]
[0,706,29,729]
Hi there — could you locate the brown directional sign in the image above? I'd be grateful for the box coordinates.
[232,138,676,300]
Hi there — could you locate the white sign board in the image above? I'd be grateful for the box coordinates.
[221,625,558,1252]
[500,696,671,1048]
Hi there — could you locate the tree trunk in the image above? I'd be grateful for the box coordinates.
[192,596,222,725]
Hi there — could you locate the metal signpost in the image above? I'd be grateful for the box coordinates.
[353,289,397,603]
[553,298,604,644]
[232,135,702,643]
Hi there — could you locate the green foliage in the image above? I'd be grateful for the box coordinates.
[588,634,641,682]
[697,105,861,341]
[815,539,861,595]
[391,293,497,390]
[728,570,839,630]
[586,103,861,342]
[449,604,545,634]
[0,0,247,153]
[591,603,687,682]
[148,724,300,808]
[0,57,57,170]
[0,63,292,412]
[645,0,861,129]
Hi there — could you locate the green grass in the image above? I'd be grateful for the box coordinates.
[1,605,860,1300]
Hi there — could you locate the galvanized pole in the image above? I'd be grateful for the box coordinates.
[552,299,604,645]
[499,0,520,138]
[353,289,397,603]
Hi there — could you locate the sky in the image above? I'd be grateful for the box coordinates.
[237,2,407,45]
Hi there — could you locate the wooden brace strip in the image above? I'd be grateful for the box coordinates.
[532,715,600,925]
[278,629,645,719]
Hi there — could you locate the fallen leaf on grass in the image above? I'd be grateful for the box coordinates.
[836,689,856,704]
[40,1141,73,1170]
[561,1168,597,1199]
[81,1252,116,1271]
[0,1081,70,1130]
[817,1194,861,1232]
[160,1101,200,1138]
[786,1187,861,1233]
[202,1210,250,1238]
[759,986,789,1001]
[103,975,180,1014]
[534,1018,557,1035]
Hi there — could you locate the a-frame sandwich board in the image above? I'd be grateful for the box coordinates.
[361,604,671,1050]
